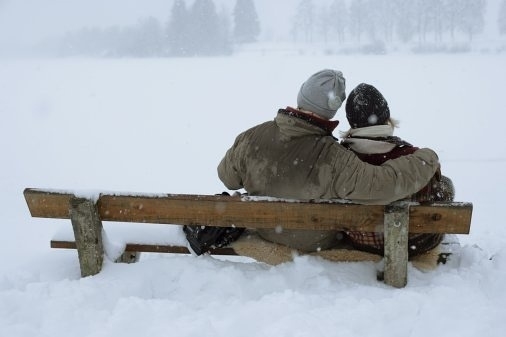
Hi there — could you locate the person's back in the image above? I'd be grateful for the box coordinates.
[219,108,347,251]
[218,70,442,254]
[341,83,455,257]
[219,109,340,200]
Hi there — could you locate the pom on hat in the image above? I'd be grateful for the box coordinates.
[345,83,390,128]
[297,69,346,120]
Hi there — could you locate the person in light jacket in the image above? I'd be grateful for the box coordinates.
[341,83,455,257]
[218,69,441,254]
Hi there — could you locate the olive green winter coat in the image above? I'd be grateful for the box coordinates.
[217,109,440,252]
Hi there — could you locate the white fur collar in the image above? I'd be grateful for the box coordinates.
[344,125,396,154]
[347,124,394,138]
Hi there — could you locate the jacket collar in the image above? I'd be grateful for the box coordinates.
[279,107,339,134]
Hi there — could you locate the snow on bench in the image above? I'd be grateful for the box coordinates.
[23,188,473,288]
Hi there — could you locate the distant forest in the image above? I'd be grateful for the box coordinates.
[59,0,506,57]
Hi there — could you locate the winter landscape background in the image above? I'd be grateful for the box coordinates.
[1,1,506,336]
[1,0,506,57]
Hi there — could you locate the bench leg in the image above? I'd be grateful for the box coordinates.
[383,202,410,288]
[70,197,104,277]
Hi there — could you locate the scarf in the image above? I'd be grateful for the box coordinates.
[342,125,412,154]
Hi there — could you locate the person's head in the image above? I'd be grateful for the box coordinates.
[297,69,346,120]
[345,83,392,128]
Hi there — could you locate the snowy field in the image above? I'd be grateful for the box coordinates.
[1,53,505,336]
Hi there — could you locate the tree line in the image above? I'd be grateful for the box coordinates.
[60,0,506,57]
[293,0,493,53]
[61,0,259,57]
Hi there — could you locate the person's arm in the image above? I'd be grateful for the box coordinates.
[331,146,440,205]
[217,133,246,190]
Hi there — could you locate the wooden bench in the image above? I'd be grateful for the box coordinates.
[23,188,473,288]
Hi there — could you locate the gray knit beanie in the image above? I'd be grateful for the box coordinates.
[297,69,346,120]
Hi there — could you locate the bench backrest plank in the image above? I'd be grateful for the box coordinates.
[24,188,472,234]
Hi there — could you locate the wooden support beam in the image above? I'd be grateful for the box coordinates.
[383,202,410,288]
[70,197,104,277]
[51,240,239,255]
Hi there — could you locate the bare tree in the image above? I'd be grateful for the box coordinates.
[329,0,348,44]
[348,0,367,42]
[500,0,506,35]
[292,0,315,43]
[393,0,416,43]
[458,0,486,41]
[233,0,260,43]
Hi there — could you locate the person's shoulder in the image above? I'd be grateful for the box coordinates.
[229,120,276,145]
[321,136,350,156]
[237,119,274,134]
[392,143,419,155]
[249,119,277,133]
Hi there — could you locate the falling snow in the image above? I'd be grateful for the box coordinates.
[1,48,506,337]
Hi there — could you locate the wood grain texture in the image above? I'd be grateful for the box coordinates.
[24,188,472,234]
[69,197,104,277]
[384,203,410,288]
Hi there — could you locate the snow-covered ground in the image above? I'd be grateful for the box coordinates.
[1,53,505,336]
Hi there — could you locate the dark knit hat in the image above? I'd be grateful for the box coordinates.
[297,69,346,120]
[345,83,390,128]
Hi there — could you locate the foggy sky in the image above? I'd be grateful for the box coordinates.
[0,0,502,51]
[0,0,294,48]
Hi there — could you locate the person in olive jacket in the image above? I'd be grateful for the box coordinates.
[217,69,441,254]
